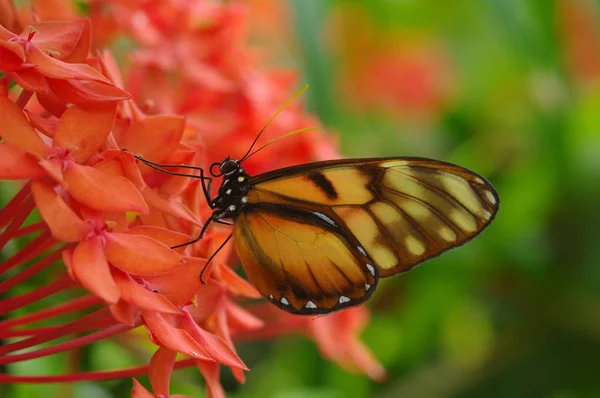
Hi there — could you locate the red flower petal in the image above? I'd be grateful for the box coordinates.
[145,256,208,306]
[104,232,182,276]
[26,110,58,138]
[111,267,181,314]
[310,307,387,382]
[39,158,64,183]
[141,311,214,361]
[53,103,117,163]
[225,300,264,332]
[28,20,91,63]
[109,300,138,326]
[13,69,49,92]
[102,149,146,190]
[123,225,191,249]
[149,346,176,397]
[157,150,196,195]
[0,144,46,180]
[30,180,89,242]
[131,378,154,398]
[219,264,261,299]
[72,237,121,304]
[142,187,201,226]
[180,312,248,370]
[118,115,185,162]
[36,90,68,117]
[28,45,110,82]
[0,40,25,71]
[0,96,50,157]
[62,248,75,280]
[196,360,226,398]
[48,78,132,105]
[63,162,149,213]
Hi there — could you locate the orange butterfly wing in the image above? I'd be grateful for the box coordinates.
[233,197,377,315]
[233,157,499,314]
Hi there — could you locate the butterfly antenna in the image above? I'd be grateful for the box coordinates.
[239,84,309,163]
[241,127,317,161]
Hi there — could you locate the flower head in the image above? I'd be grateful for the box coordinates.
[0,1,383,397]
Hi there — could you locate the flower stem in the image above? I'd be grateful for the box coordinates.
[15,89,33,109]
[0,248,64,294]
[0,358,197,383]
[0,195,34,250]
[0,182,30,228]
[0,323,132,365]
[0,230,55,275]
[0,274,73,316]
[0,309,115,355]
[0,295,102,329]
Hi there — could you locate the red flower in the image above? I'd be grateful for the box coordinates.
[0,1,385,397]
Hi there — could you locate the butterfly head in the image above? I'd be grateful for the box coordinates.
[210,157,241,177]
[209,157,251,219]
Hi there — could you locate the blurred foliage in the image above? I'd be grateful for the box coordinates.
[232,0,600,397]
[3,0,600,397]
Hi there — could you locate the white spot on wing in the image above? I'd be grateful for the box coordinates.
[339,296,351,304]
[269,295,274,300]
[482,210,492,220]
[484,190,497,206]
[280,297,289,305]
[305,301,317,309]
[313,211,337,227]
[366,264,375,276]
[357,246,367,256]
[241,196,248,203]
[225,189,232,195]
[365,283,371,291]
[228,205,236,211]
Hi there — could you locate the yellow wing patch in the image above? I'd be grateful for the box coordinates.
[249,158,499,279]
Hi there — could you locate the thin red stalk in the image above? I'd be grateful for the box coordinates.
[0,295,102,329]
[0,182,31,228]
[0,317,116,338]
[0,274,73,316]
[15,89,33,109]
[0,323,132,365]
[14,221,47,237]
[0,195,35,250]
[0,308,114,355]
[0,358,197,383]
[0,229,55,275]
[0,248,63,294]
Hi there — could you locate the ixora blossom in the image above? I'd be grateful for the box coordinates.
[0,2,384,397]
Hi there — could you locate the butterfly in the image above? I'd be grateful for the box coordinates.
[130,89,499,316]
[133,151,499,315]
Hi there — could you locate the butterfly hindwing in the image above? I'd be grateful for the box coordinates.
[232,196,378,315]
[247,157,499,279]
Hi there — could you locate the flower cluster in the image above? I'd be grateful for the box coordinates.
[0,1,383,396]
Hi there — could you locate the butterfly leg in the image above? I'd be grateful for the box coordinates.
[199,233,233,284]
[124,150,215,204]
[170,214,233,249]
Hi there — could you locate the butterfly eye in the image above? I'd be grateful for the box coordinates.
[220,159,239,175]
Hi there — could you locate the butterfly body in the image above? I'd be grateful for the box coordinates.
[204,157,499,315]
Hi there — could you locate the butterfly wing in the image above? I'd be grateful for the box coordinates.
[233,157,499,314]
[233,198,378,315]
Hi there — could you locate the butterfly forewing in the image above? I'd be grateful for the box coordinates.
[246,157,499,280]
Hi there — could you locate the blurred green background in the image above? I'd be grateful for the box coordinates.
[235,1,600,397]
[5,0,600,397]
